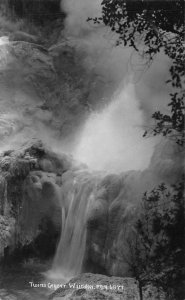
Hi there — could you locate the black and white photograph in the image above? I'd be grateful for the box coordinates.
[0,0,184,299]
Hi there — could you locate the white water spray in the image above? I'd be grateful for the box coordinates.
[72,81,156,173]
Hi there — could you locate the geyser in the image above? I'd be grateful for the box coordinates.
[72,80,156,173]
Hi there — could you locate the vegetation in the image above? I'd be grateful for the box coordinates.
[126,181,185,299]
[90,0,185,145]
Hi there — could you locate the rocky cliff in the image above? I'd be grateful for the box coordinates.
[0,36,93,149]
[0,141,74,259]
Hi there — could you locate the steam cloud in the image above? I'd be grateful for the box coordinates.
[0,1,177,176]
[60,0,171,172]
[73,81,156,172]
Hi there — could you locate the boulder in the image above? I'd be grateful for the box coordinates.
[49,273,164,300]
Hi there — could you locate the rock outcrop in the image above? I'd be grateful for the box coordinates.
[0,36,91,151]
[0,141,73,259]
[49,273,164,300]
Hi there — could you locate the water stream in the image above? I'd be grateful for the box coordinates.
[48,170,99,282]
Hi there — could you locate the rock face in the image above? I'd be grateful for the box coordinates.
[49,273,163,300]
[0,141,73,259]
[0,215,15,257]
[0,38,55,148]
[0,36,91,152]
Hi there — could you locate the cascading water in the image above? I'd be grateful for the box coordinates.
[49,170,99,281]
[49,80,157,282]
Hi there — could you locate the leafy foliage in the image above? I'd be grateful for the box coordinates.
[90,0,185,145]
[127,181,185,299]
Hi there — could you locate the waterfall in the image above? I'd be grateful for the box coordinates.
[50,170,98,281]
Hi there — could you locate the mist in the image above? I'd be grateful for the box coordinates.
[0,0,173,175]
[72,81,156,172]
[60,0,171,172]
